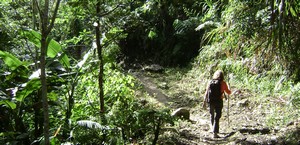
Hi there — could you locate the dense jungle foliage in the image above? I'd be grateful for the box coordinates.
[0,0,300,144]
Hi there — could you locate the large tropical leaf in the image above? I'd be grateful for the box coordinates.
[0,100,16,109]
[22,30,70,68]
[16,78,41,102]
[0,50,22,70]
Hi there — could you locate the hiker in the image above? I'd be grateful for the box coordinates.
[203,70,232,138]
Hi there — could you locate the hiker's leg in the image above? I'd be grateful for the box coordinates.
[214,108,221,133]
[209,103,215,127]
[214,101,223,133]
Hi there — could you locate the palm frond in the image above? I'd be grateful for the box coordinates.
[195,21,221,31]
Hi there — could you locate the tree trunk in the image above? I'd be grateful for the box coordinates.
[32,0,38,30]
[63,81,75,138]
[40,1,50,143]
[34,91,43,140]
[152,118,161,145]
[269,0,276,51]
[95,0,105,113]
[38,0,61,144]
[278,0,285,54]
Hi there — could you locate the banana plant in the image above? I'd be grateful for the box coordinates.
[0,29,70,144]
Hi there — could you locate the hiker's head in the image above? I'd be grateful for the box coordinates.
[212,70,224,81]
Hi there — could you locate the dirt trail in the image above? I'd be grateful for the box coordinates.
[130,70,299,145]
[131,71,169,105]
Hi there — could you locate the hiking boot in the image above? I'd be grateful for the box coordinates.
[209,125,214,133]
[209,127,213,133]
[213,133,220,138]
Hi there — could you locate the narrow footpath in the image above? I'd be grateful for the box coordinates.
[130,69,299,145]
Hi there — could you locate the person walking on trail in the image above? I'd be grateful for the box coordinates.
[203,70,232,138]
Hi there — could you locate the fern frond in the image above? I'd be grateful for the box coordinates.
[203,23,227,43]
[174,17,201,35]
[183,7,202,17]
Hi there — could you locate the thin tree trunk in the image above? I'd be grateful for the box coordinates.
[32,0,38,30]
[95,0,105,113]
[32,0,42,141]
[269,0,276,51]
[34,91,43,140]
[152,119,161,145]
[278,0,285,54]
[37,0,61,144]
[63,81,75,137]
[40,0,50,143]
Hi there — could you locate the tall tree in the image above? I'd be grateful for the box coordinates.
[95,0,105,113]
[94,0,124,113]
[36,0,61,144]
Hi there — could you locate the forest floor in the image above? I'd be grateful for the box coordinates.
[129,67,300,145]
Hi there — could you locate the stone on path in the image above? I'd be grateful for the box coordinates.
[171,108,190,120]
[143,64,164,73]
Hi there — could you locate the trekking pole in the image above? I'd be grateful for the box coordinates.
[227,73,231,128]
[227,92,230,127]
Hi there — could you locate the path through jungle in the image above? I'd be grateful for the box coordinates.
[130,67,299,145]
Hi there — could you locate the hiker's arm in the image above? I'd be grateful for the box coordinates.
[204,84,210,101]
[223,81,232,95]
[204,89,208,102]
[202,85,209,108]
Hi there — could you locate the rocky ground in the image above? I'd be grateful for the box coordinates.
[129,66,300,145]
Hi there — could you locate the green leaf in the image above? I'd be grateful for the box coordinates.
[25,30,61,58]
[22,30,70,68]
[148,30,157,39]
[290,7,296,17]
[16,79,41,102]
[48,92,58,101]
[0,100,17,109]
[23,30,41,47]
[47,37,62,58]
[58,53,70,68]
[0,50,22,70]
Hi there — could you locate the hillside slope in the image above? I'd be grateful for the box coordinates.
[130,66,300,145]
